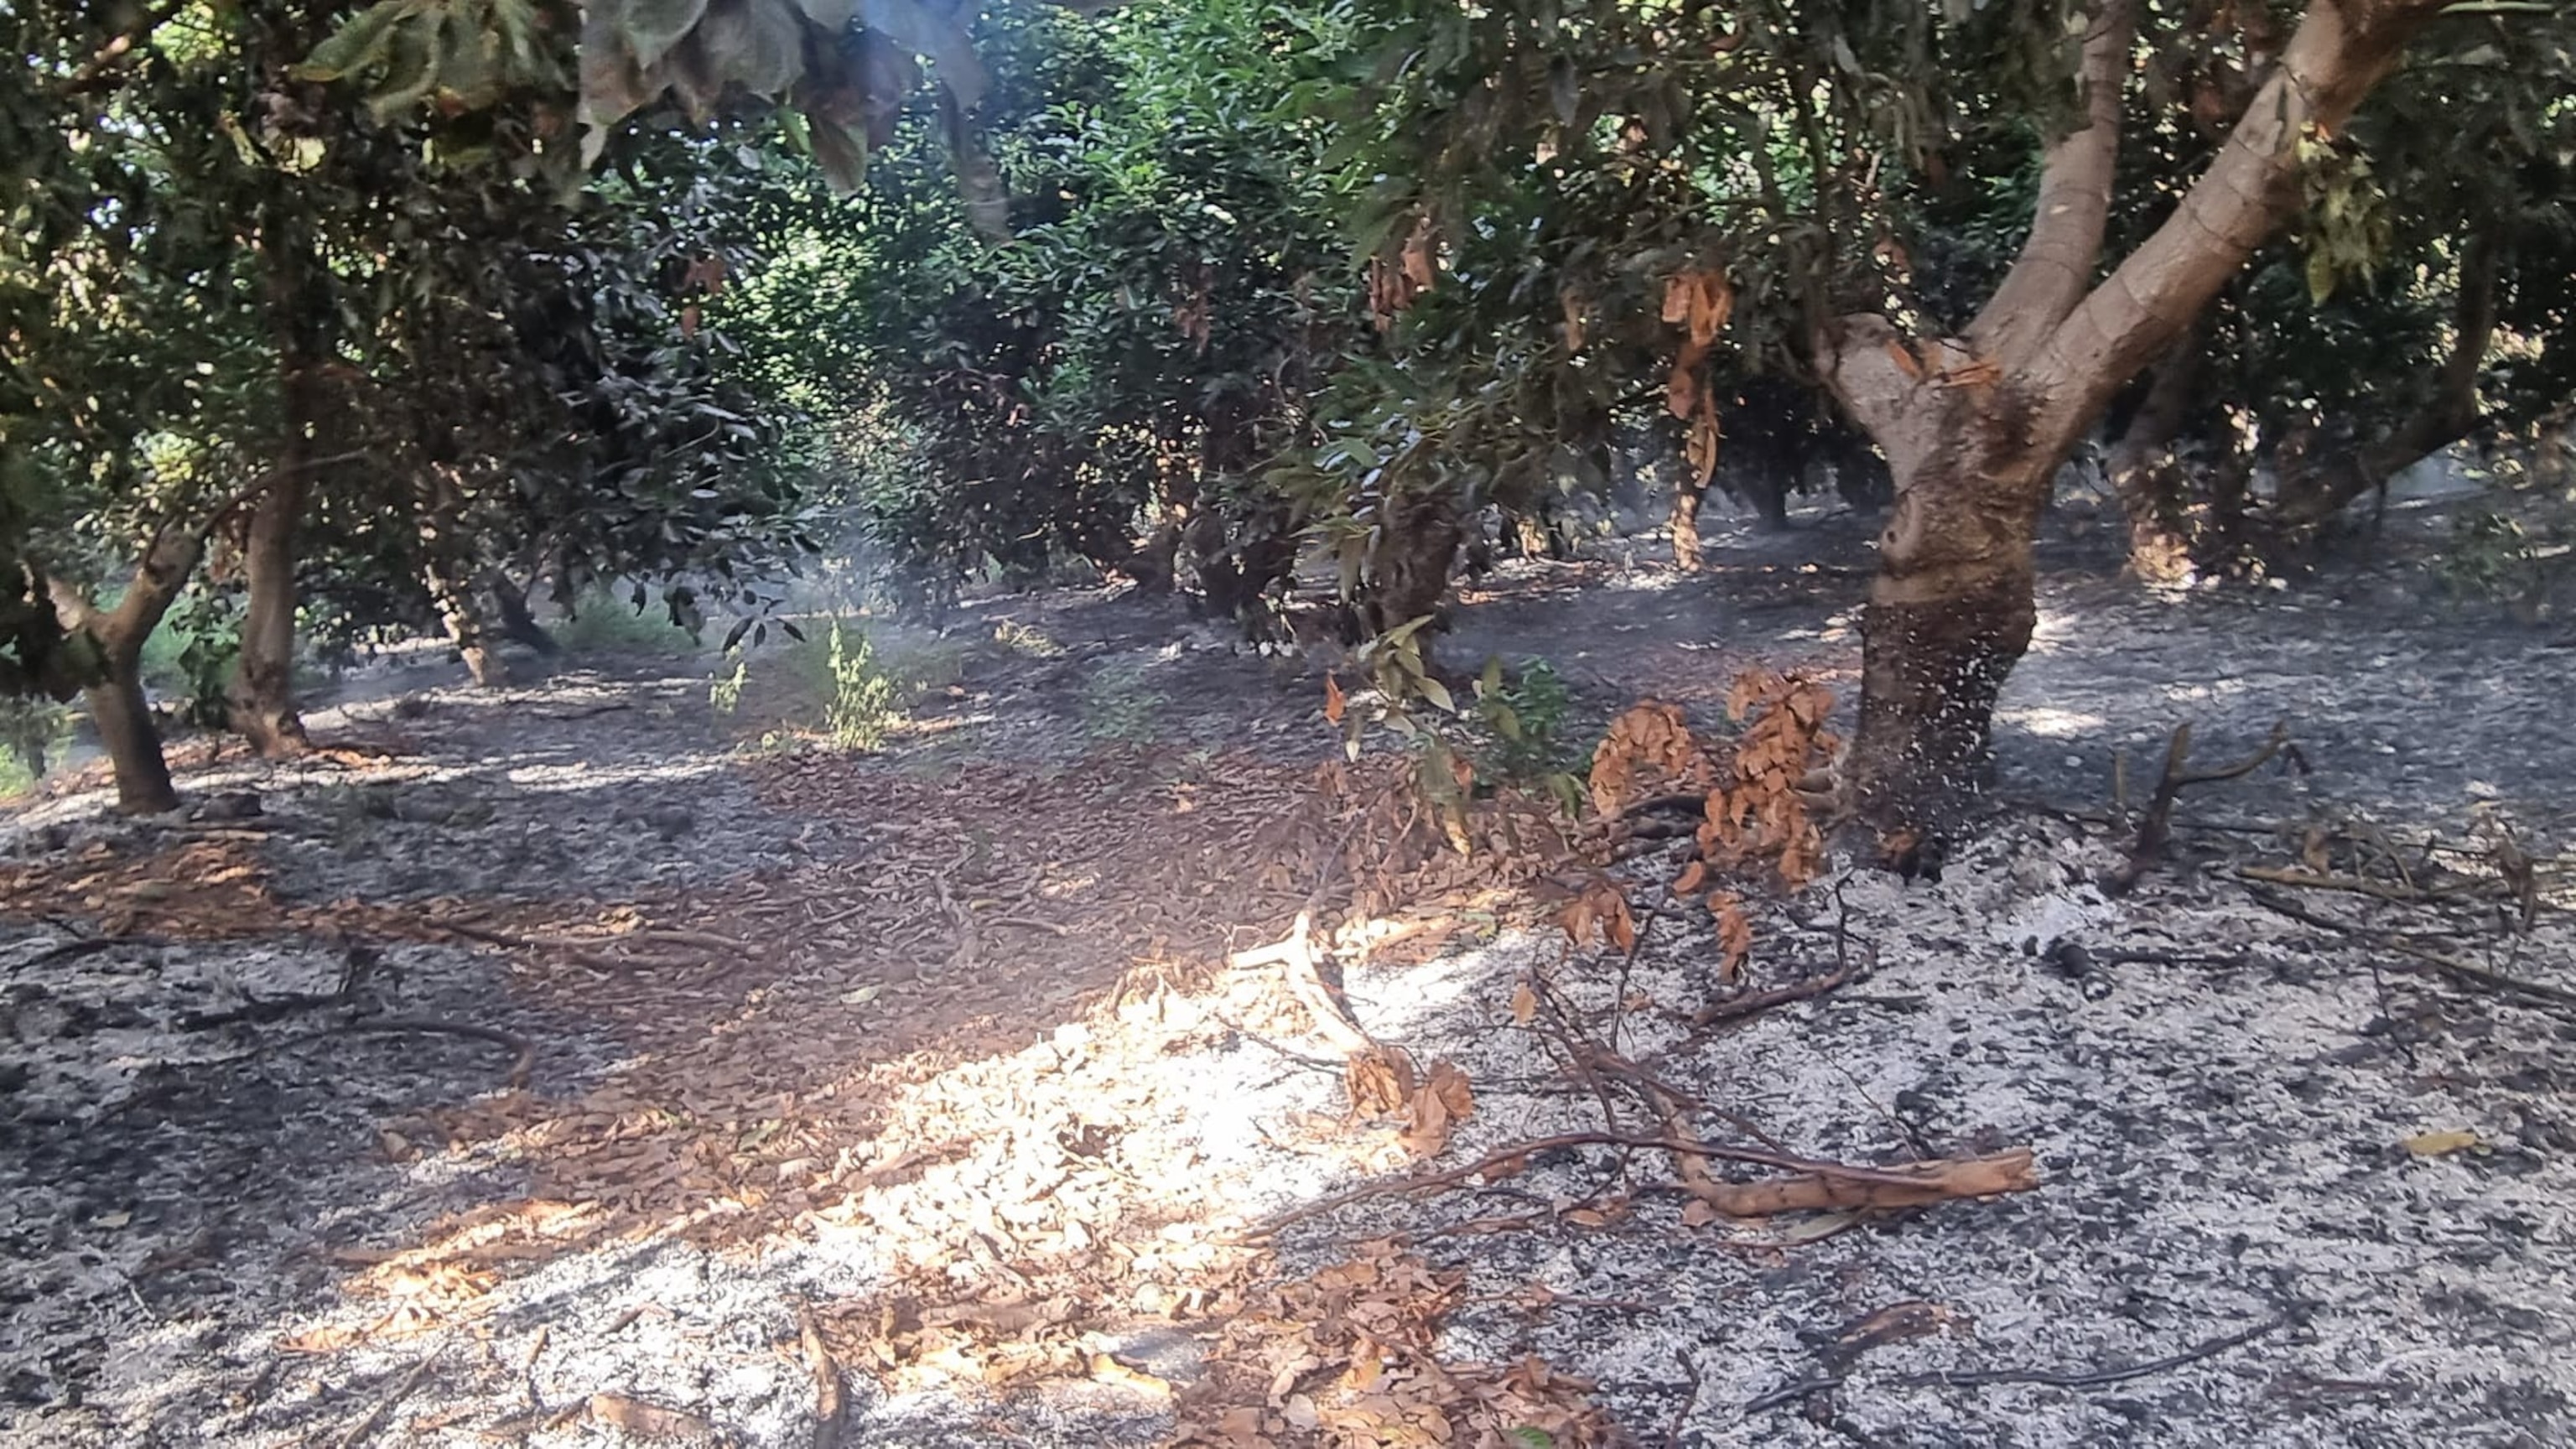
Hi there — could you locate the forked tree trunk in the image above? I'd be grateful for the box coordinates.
[1820,0,2450,839]
[44,529,202,814]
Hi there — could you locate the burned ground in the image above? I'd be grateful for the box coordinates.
[3,506,2573,1449]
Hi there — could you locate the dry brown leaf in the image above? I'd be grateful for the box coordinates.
[587,1393,711,1440]
[1322,673,1346,725]
[1689,1148,2041,1218]
[2402,1129,2482,1157]
[1509,981,1538,1025]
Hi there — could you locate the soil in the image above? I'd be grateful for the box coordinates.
[4,496,2573,1449]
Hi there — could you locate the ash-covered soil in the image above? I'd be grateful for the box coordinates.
[4,506,2572,1449]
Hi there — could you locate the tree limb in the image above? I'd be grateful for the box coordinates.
[2028,0,2459,439]
[1968,0,2138,367]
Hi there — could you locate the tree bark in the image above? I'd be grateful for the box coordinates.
[231,192,325,757]
[1361,486,1463,643]
[424,561,508,688]
[1670,482,1706,570]
[44,528,201,814]
[2107,330,2206,581]
[1822,0,2454,837]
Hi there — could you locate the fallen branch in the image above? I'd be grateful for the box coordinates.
[1893,1312,2288,1390]
[2103,720,2295,896]
[1238,1132,2030,1241]
[2246,887,2576,1014]
[795,1302,846,1449]
[1229,910,1377,1058]
[430,919,634,974]
[1684,1148,2038,1217]
[1690,955,1867,1030]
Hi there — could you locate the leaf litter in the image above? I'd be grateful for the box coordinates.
[6,530,2576,1446]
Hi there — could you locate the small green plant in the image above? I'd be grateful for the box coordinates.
[1476,656,1572,781]
[709,654,749,714]
[820,621,902,750]
[1078,657,1164,742]
[1473,655,1585,814]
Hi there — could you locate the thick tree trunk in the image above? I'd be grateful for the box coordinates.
[1836,387,2059,834]
[1361,488,1463,642]
[231,474,311,752]
[2107,332,2205,581]
[85,668,176,814]
[1820,0,2449,839]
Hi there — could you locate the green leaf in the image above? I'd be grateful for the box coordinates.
[2305,249,2338,306]
[1478,654,1504,699]
[619,0,713,71]
[366,12,446,121]
[1417,674,1456,714]
[296,1,413,81]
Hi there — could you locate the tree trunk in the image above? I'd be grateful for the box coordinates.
[2272,226,2500,528]
[2107,331,2205,581]
[43,529,202,814]
[424,562,508,688]
[1836,387,2058,834]
[1361,487,1462,643]
[1820,0,2449,839]
[1670,482,1706,570]
[85,667,176,814]
[232,192,325,757]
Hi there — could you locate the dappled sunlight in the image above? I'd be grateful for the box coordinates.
[1994,704,2111,738]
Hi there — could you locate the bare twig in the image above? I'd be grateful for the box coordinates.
[2103,719,2293,895]
[1893,1313,2288,1390]
[2245,887,2576,1013]
[1236,1131,2012,1241]
[795,1302,847,1449]
[1690,953,1868,1029]
[337,1018,536,1090]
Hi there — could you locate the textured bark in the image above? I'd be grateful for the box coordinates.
[1824,0,2454,834]
[1670,483,1706,571]
[1361,488,1463,642]
[231,192,323,757]
[45,528,200,813]
[2107,332,2206,580]
[424,562,507,688]
[85,671,175,814]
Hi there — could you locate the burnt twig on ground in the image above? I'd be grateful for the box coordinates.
[1893,1313,2289,1391]
[1690,952,1870,1029]
[796,1301,847,1449]
[2246,887,2576,1014]
[1239,1132,2021,1240]
[2104,720,2296,895]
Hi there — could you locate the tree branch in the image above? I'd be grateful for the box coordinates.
[1968,0,2138,366]
[2026,0,2458,439]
